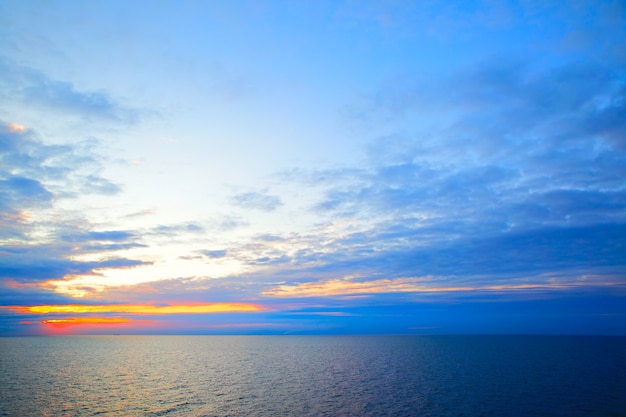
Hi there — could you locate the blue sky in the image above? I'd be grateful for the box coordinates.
[0,0,624,335]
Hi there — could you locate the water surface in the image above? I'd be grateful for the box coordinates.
[1,335,624,416]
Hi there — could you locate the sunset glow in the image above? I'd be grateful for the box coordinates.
[4,303,267,315]
[41,317,132,325]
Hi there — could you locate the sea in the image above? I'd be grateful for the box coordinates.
[0,335,624,417]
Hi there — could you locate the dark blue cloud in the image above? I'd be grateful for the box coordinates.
[0,244,152,284]
[0,176,53,212]
[0,285,77,307]
[200,249,228,259]
[61,230,136,243]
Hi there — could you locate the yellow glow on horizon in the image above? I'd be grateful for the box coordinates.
[42,317,132,325]
[4,303,267,315]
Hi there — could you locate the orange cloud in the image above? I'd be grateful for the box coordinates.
[3,303,267,315]
[261,276,598,298]
[8,123,26,133]
[0,211,31,224]
[262,277,450,297]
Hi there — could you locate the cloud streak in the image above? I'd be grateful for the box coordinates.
[263,275,623,298]
[0,57,144,123]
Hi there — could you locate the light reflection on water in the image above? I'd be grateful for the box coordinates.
[1,335,624,416]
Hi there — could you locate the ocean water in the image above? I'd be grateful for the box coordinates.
[1,335,625,417]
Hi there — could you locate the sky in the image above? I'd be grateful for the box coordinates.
[0,0,624,336]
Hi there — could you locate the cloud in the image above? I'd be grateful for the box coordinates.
[0,122,153,289]
[0,122,123,240]
[228,221,624,301]
[123,209,155,218]
[262,275,619,298]
[0,245,152,284]
[242,58,625,297]
[208,215,249,232]
[82,243,148,252]
[199,249,228,259]
[327,59,625,228]
[0,122,119,191]
[149,222,205,236]
[264,276,436,297]
[0,57,143,123]
[255,234,285,242]
[0,176,53,212]
[80,175,120,195]
[0,125,61,217]
[0,280,77,307]
[60,230,136,243]
[230,191,283,212]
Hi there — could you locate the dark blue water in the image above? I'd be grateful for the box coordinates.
[1,335,624,416]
